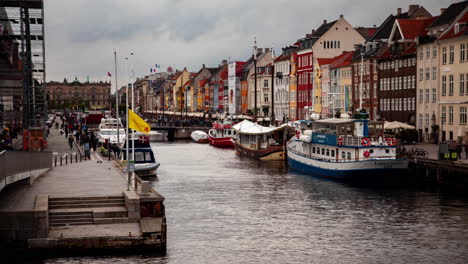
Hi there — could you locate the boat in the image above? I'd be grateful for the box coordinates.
[121,135,160,176]
[136,130,167,142]
[232,120,287,161]
[287,115,408,180]
[208,122,236,148]
[191,130,208,143]
[97,117,126,145]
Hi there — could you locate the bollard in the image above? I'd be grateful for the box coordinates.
[70,154,73,164]
[75,153,78,163]
[65,155,68,165]
[80,154,82,162]
[54,156,57,167]
[60,156,63,166]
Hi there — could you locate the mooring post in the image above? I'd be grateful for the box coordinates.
[54,156,57,167]
[60,156,62,166]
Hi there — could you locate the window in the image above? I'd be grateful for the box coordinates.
[425,89,429,103]
[326,149,330,156]
[264,80,268,87]
[433,46,437,58]
[425,67,430,80]
[449,106,454,124]
[347,152,351,160]
[442,75,447,96]
[442,106,446,124]
[341,151,345,159]
[419,68,423,81]
[312,147,315,153]
[460,74,465,96]
[432,67,437,80]
[461,43,466,63]
[426,47,430,59]
[419,48,424,60]
[432,88,436,103]
[419,114,423,128]
[442,47,447,65]
[449,74,454,96]
[264,93,268,102]
[461,106,467,125]
[321,148,325,155]
[449,46,454,64]
[331,150,335,157]
[419,89,423,103]
[425,113,430,128]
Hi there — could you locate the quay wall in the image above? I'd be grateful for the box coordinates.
[409,158,468,190]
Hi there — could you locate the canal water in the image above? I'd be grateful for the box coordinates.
[42,141,468,264]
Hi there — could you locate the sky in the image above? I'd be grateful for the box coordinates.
[45,0,457,92]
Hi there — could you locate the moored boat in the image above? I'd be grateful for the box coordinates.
[208,122,236,148]
[121,136,160,176]
[232,120,287,161]
[287,116,408,180]
[97,117,126,145]
[191,130,208,143]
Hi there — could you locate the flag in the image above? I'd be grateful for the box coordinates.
[155,64,160,68]
[150,68,153,73]
[107,72,112,77]
[128,108,151,134]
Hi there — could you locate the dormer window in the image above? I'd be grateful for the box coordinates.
[455,23,460,34]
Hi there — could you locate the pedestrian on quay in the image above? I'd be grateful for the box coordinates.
[465,143,468,160]
[457,144,462,160]
[68,134,74,149]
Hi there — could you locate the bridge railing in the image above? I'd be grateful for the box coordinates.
[0,150,52,192]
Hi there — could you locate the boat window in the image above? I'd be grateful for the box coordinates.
[326,149,330,156]
[342,151,345,159]
[145,152,152,162]
[321,148,325,155]
[135,152,145,162]
[347,152,351,160]
[331,150,335,157]
[312,147,315,153]
[317,147,320,154]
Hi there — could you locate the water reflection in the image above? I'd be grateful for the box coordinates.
[40,141,468,264]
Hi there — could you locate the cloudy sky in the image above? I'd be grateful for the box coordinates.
[45,0,455,91]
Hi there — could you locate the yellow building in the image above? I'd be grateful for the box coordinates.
[172,68,192,111]
[289,52,298,120]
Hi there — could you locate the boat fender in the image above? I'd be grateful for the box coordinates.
[296,130,300,139]
[338,136,343,146]
[363,151,371,158]
[385,137,395,146]
[361,138,371,147]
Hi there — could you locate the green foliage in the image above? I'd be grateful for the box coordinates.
[98,146,108,156]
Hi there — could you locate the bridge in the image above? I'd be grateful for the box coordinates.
[149,125,210,140]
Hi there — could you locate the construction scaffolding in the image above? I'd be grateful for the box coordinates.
[0,0,46,149]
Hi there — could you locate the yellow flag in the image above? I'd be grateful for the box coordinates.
[129,109,151,134]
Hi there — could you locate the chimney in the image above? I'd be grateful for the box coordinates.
[440,8,447,15]
[257,48,263,55]
[397,8,402,15]
[408,5,419,16]
[323,19,327,24]
[222,60,227,65]
[202,64,205,68]
[312,29,315,35]
[340,14,343,18]
[306,33,311,38]
[265,48,270,53]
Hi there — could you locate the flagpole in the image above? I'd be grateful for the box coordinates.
[125,57,130,191]
[130,53,135,187]
[114,49,119,148]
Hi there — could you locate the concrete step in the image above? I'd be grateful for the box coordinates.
[49,199,125,206]
[50,217,94,224]
[49,213,93,221]
[49,210,93,216]
[49,202,125,209]
[94,217,129,224]
[49,221,94,227]
[93,207,128,218]
[49,196,124,201]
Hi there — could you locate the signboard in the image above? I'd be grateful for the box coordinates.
[129,160,135,172]
[311,133,337,145]
[228,62,236,114]
[122,160,128,173]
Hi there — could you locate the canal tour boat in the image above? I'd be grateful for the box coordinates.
[121,135,160,176]
[208,122,236,148]
[97,118,126,146]
[232,120,288,161]
[191,130,209,143]
[287,116,408,179]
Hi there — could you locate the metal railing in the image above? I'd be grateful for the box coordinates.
[0,150,52,192]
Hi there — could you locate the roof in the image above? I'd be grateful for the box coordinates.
[397,17,436,39]
[316,58,334,66]
[312,20,338,38]
[428,1,468,29]
[232,120,286,135]
[314,118,354,124]
[330,51,354,68]
[369,13,409,42]
[355,27,378,40]
[438,12,468,40]
[274,53,290,62]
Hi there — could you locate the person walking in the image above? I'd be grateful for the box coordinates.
[68,134,74,149]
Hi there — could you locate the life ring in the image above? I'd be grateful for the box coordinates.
[361,137,371,147]
[363,151,371,158]
[385,137,395,146]
[296,130,300,139]
[338,136,343,146]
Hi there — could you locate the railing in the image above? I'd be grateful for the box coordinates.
[339,136,396,147]
[0,150,52,192]
[288,148,398,163]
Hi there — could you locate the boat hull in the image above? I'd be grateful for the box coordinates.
[135,162,160,175]
[234,142,285,161]
[287,147,408,179]
[208,135,234,148]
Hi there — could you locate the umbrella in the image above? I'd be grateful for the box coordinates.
[384,121,415,130]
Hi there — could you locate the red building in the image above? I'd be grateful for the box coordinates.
[296,38,314,120]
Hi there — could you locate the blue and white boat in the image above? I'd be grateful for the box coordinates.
[287,116,408,179]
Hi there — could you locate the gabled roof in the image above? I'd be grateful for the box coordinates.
[355,27,378,40]
[396,17,436,40]
[312,20,338,38]
[369,13,409,42]
[428,1,468,29]
[170,71,182,80]
[330,51,354,68]
[274,53,290,62]
[316,58,334,66]
[438,12,468,41]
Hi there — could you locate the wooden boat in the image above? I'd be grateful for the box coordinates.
[208,122,235,148]
[232,120,287,161]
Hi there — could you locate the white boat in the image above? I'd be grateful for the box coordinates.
[121,136,160,176]
[136,130,167,142]
[191,130,208,143]
[97,118,126,145]
[287,116,408,180]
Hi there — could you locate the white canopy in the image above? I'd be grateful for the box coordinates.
[384,121,415,130]
[232,120,286,135]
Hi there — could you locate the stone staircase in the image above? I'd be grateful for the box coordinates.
[48,196,131,227]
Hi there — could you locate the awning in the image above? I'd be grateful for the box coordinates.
[232,120,286,135]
